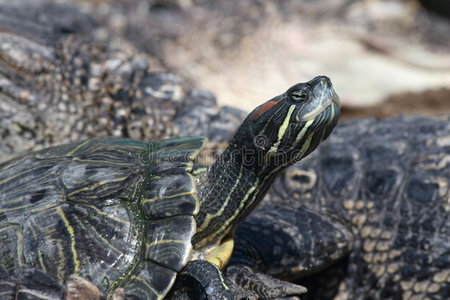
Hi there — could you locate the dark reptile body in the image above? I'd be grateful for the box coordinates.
[231,114,450,299]
[1,1,450,299]
[0,77,340,299]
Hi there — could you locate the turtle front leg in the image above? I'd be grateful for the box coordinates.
[169,260,232,300]
[205,237,234,270]
[226,265,307,299]
[198,234,306,299]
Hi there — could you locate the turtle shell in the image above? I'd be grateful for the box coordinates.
[0,136,207,298]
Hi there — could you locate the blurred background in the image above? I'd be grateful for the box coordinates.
[71,0,450,120]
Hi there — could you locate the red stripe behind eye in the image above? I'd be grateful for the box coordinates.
[251,96,285,120]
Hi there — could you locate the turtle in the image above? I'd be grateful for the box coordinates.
[229,114,450,299]
[0,76,341,299]
[4,2,448,298]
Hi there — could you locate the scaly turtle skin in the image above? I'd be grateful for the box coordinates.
[3,2,449,298]
[0,76,340,299]
[230,114,450,299]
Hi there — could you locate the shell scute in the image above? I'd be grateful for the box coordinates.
[142,173,198,218]
[125,261,176,299]
[0,136,208,298]
[22,203,139,290]
[142,137,207,174]
[145,216,196,272]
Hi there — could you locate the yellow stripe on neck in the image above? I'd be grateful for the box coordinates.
[267,105,296,155]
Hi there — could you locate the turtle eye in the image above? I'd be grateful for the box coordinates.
[290,89,309,102]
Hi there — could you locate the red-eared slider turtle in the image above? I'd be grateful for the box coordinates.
[0,76,340,299]
[230,114,450,299]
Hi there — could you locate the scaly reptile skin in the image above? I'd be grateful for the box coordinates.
[0,3,308,299]
[231,114,450,299]
[1,1,449,299]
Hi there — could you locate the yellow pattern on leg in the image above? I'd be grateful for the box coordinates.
[206,238,234,269]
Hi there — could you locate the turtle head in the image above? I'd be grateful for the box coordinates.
[233,76,341,172]
[194,76,340,249]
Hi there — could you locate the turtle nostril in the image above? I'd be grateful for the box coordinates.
[319,76,331,86]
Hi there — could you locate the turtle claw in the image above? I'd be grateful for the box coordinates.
[226,265,307,300]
